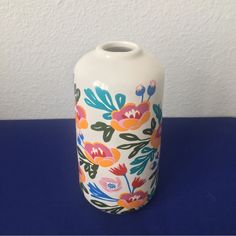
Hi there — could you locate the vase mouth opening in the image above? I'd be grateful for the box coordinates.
[96,41,142,58]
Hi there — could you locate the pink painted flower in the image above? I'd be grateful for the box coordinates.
[83,142,120,167]
[75,105,88,129]
[117,190,148,209]
[99,177,122,192]
[111,102,150,131]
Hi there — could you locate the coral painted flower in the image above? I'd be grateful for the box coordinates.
[151,124,162,148]
[99,177,122,192]
[111,102,150,131]
[110,164,127,176]
[75,105,88,129]
[117,190,148,209]
[78,166,86,183]
[132,177,146,189]
[83,142,120,167]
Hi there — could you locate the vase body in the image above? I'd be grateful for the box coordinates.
[74,41,164,214]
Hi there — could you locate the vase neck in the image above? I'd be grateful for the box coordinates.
[96,41,143,59]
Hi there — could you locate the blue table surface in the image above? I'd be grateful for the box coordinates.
[0,118,235,235]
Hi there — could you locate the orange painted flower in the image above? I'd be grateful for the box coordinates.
[151,124,162,148]
[78,166,86,183]
[83,142,120,167]
[117,190,148,209]
[111,102,150,131]
[75,104,88,129]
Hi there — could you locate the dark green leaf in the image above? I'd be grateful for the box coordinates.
[103,126,115,142]
[151,118,156,130]
[77,146,86,159]
[91,122,107,131]
[128,146,141,159]
[91,200,109,208]
[117,143,140,150]
[115,93,126,109]
[80,183,89,194]
[128,142,148,159]
[119,133,141,141]
[91,122,114,142]
[75,88,81,103]
[143,128,153,135]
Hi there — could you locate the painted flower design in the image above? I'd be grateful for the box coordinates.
[132,177,146,189]
[110,164,127,176]
[75,105,88,129]
[117,190,148,209]
[83,142,120,167]
[110,102,150,131]
[151,124,162,148]
[79,166,86,183]
[99,177,122,192]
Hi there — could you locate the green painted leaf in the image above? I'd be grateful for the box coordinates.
[151,117,156,130]
[91,122,107,131]
[91,122,114,142]
[80,182,89,194]
[153,104,162,124]
[128,142,149,159]
[77,146,86,159]
[103,126,115,142]
[119,133,141,141]
[143,128,153,135]
[104,206,124,214]
[91,199,110,208]
[117,143,140,150]
[74,88,81,103]
[115,93,126,109]
[128,146,141,159]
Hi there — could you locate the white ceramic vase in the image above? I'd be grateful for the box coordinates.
[74,41,164,214]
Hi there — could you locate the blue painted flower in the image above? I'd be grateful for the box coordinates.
[147,80,156,97]
[135,84,145,97]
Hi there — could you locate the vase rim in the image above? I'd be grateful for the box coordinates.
[96,41,143,59]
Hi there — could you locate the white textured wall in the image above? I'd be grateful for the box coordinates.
[0,0,235,119]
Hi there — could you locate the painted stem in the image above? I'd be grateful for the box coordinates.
[123,174,132,193]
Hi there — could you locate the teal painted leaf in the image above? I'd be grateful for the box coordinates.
[84,88,111,112]
[131,155,148,165]
[115,93,126,109]
[141,147,153,153]
[95,86,117,110]
[153,104,162,124]
[103,112,112,120]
